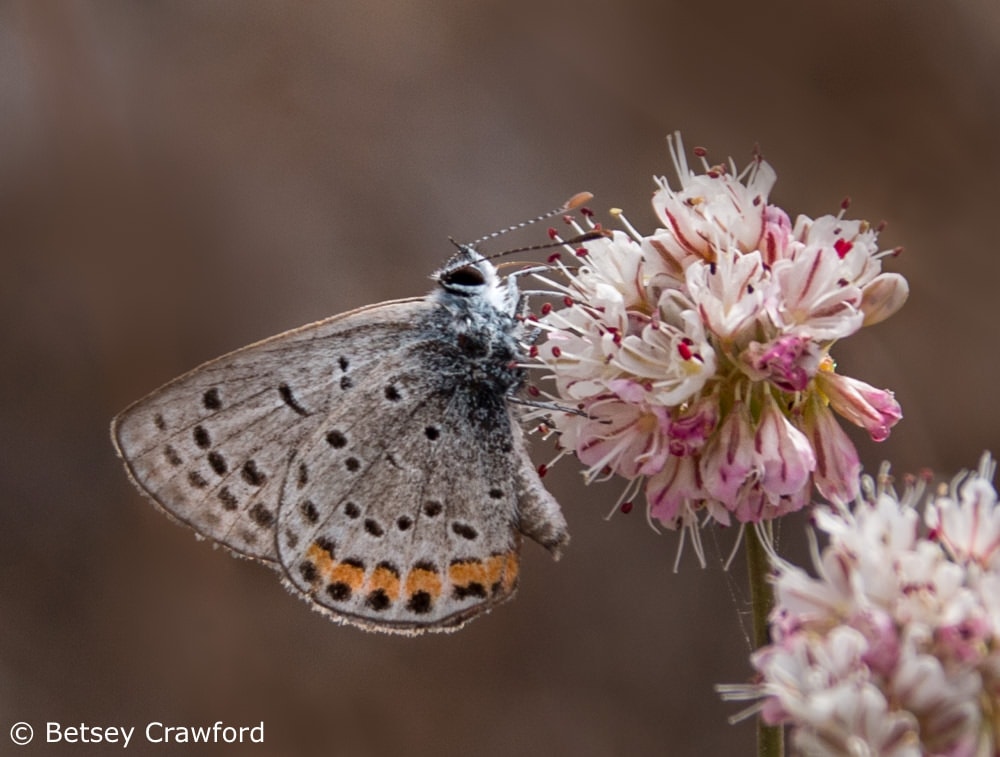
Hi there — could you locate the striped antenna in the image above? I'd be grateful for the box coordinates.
[466,192,593,247]
[480,229,608,262]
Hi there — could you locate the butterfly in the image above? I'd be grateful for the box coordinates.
[110,213,587,634]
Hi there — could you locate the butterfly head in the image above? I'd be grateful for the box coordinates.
[434,244,512,314]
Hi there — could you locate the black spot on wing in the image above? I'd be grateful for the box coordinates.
[278,382,310,416]
[207,451,227,475]
[203,388,222,410]
[451,522,478,541]
[193,425,211,449]
[242,460,267,486]
[299,561,317,582]
[327,583,351,601]
[248,503,275,528]
[218,487,238,511]
[164,445,182,466]
[300,499,319,523]
[454,582,487,600]
[366,589,391,611]
[407,592,432,614]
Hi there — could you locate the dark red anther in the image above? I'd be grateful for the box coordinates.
[834,238,853,258]
[693,146,708,157]
[527,384,540,397]
[563,296,574,307]
[620,501,633,514]
[551,346,562,358]
[540,302,553,316]
[529,344,539,358]
[580,206,595,218]
[677,341,693,361]
[575,247,589,257]
[547,252,562,263]
[537,463,548,478]
[841,196,851,210]
[547,227,559,240]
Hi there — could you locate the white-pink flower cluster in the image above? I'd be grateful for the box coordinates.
[533,134,907,543]
[724,456,1000,755]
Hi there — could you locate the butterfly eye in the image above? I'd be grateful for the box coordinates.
[441,265,486,292]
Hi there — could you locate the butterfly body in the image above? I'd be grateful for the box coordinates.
[112,248,568,633]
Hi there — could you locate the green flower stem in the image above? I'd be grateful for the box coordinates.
[746,524,784,757]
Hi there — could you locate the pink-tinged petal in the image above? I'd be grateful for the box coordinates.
[937,615,990,666]
[861,272,909,327]
[685,250,767,341]
[701,400,757,505]
[755,398,816,496]
[571,395,672,480]
[647,454,703,526]
[741,335,822,392]
[666,395,718,456]
[607,377,648,404]
[760,205,793,266]
[769,245,865,340]
[731,487,768,523]
[651,133,776,260]
[852,609,900,677]
[817,371,902,442]
[802,396,862,502]
[927,466,1000,567]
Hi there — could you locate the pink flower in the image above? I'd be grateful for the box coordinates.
[816,371,902,443]
[562,392,673,480]
[532,133,907,554]
[721,457,1000,755]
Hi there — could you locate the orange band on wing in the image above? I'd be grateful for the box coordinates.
[368,564,401,602]
[405,566,442,600]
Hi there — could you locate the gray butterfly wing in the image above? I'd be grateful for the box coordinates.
[113,294,569,633]
[111,299,430,563]
[277,372,566,633]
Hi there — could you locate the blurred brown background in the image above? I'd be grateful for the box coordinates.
[2,1,998,755]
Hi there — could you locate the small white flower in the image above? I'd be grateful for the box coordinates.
[727,457,1000,754]
[926,454,1000,569]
